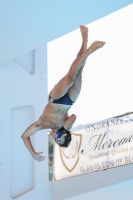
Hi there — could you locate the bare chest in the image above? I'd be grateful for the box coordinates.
[40,102,70,130]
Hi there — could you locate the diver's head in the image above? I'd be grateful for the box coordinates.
[56,127,72,148]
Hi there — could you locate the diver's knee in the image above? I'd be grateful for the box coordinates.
[67,73,76,82]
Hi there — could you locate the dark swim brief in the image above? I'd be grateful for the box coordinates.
[49,93,74,106]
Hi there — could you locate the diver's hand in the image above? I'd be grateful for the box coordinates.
[49,130,56,141]
[32,152,46,162]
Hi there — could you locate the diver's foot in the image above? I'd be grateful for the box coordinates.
[84,41,105,56]
[90,41,105,51]
[80,25,88,40]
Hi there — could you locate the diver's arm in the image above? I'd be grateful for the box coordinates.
[63,114,77,130]
[21,121,43,156]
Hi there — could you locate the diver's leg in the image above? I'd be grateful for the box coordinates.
[50,41,105,100]
[76,25,88,59]
[49,25,88,100]
[67,40,105,81]
[50,26,105,100]
[67,25,88,101]
[68,67,83,101]
[68,40,105,101]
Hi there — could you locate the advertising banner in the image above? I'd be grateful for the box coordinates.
[49,113,133,180]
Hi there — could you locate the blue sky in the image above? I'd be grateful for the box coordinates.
[0,0,133,63]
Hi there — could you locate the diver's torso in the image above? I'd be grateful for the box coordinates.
[39,102,71,130]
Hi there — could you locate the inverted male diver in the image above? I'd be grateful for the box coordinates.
[21,25,105,161]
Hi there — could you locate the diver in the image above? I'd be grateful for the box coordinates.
[21,25,105,161]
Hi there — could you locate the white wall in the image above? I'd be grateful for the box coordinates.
[66,179,133,200]
[0,46,52,200]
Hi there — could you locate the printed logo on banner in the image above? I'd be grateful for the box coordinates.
[59,133,82,172]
